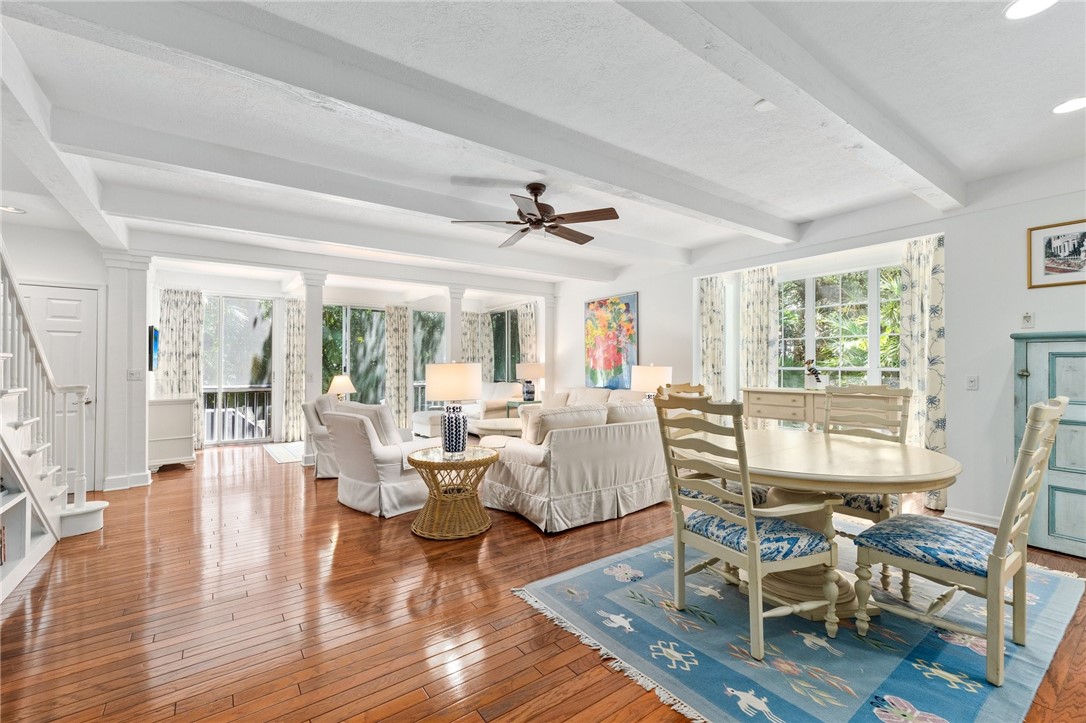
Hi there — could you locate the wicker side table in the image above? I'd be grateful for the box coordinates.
[407,446,498,540]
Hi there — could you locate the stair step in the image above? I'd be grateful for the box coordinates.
[49,484,69,501]
[23,442,51,457]
[8,416,40,430]
[40,465,62,481]
[1,387,28,396]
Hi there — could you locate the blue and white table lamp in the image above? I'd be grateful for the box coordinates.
[515,362,545,402]
[425,362,482,458]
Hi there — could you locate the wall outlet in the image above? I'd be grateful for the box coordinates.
[127,369,144,382]
[965,375,979,391]
[1021,312,1035,329]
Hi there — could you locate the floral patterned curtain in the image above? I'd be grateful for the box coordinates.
[901,234,948,510]
[461,312,495,382]
[517,302,538,362]
[283,298,306,442]
[698,275,727,399]
[384,304,411,428]
[156,289,205,448]
[740,266,778,428]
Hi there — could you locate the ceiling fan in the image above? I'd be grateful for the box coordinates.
[452,183,619,248]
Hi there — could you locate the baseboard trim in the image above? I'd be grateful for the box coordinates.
[302,453,315,467]
[104,471,153,491]
[942,507,1001,529]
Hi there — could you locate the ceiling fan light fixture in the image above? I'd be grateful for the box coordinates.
[0,206,26,214]
[1003,0,1058,20]
[1052,96,1086,114]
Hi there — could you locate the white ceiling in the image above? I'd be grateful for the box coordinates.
[2,1,1083,289]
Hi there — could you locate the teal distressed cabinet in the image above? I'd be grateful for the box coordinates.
[1013,332,1086,557]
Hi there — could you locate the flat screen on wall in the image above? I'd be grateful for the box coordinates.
[148,326,159,372]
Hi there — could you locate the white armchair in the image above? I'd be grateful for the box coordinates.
[301,394,339,478]
[463,381,523,420]
[324,410,441,517]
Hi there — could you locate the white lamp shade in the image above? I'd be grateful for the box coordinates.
[515,362,545,380]
[425,362,483,401]
[327,374,356,395]
[630,365,673,393]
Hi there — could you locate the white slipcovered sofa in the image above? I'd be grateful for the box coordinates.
[301,394,339,478]
[412,381,524,437]
[325,402,442,517]
[479,399,668,532]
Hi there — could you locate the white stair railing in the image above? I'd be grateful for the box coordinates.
[0,243,98,534]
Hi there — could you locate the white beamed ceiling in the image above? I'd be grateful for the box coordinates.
[1,1,1083,289]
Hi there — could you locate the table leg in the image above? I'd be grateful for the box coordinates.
[759,487,877,621]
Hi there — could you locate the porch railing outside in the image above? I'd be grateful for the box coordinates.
[203,387,272,444]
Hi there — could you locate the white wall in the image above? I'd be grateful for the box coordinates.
[1,226,106,286]
[554,158,1086,524]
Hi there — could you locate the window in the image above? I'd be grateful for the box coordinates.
[322,305,386,404]
[491,310,520,382]
[412,310,446,411]
[778,266,902,388]
[203,296,273,443]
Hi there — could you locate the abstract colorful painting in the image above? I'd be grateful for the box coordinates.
[584,292,638,389]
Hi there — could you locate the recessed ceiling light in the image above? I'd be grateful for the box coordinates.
[1053,96,1086,114]
[753,99,777,113]
[0,206,26,214]
[1003,0,1058,20]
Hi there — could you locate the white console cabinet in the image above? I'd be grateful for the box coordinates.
[148,397,197,472]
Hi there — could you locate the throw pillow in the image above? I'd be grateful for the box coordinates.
[335,401,400,446]
[605,401,655,424]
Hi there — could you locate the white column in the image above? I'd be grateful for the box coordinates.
[302,271,326,467]
[102,252,152,490]
[544,295,556,394]
[448,285,465,362]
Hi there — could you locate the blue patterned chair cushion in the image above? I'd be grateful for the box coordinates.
[685,509,831,562]
[679,482,769,506]
[842,493,886,513]
[854,514,1011,578]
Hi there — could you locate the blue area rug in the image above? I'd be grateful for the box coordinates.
[515,521,1083,722]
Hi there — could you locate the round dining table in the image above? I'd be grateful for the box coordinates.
[729,428,963,619]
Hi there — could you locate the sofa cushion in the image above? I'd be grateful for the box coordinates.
[566,388,612,406]
[523,404,608,445]
[606,401,655,424]
[607,389,646,403]
[542,391,569,408]
[336,401,399,446]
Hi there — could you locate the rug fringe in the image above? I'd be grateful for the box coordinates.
[1027,561,1079,579]
[512,588,710,723]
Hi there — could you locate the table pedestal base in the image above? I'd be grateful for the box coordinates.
[411,488,491,540]
[759,487,879,621]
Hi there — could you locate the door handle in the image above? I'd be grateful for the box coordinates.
[1017,369,1030,378]
[73,399,93,405]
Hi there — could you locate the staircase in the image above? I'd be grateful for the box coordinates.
[0,243,106,603]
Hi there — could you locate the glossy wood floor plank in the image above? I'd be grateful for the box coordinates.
[2,446,1083,722]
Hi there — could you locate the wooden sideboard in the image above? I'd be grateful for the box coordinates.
[148,397,197,472]
[741,387,827,430]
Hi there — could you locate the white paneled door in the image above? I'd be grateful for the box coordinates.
[22,285,99,489]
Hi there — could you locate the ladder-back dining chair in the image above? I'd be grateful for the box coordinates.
[824,384,914,588]
[854,396,1067,686]
[653,389,843,660]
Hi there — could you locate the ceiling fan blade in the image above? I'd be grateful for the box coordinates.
[451,220,525,226]
[552,207,619,224]
[499,227,531,248]
[546,225,593,245]
[511,194,542,220]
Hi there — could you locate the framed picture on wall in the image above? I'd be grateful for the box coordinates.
[584,292,638,389]
[1028,219,1086,289]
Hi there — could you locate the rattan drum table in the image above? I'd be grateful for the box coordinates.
[407,446,498,540]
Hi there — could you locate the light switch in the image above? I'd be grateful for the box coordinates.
[965,375,979,391]
[127,369,144,382]
[1021,312,1035,329]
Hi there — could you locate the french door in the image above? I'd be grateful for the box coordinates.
[203,296,273,444]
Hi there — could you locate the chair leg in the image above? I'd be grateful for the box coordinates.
[855,561,873,637]
[901,570,912,603]
[674,539,686,611]
[822,564,839,638]
[986,585,1006,686]
[1013,565,1027,646]
[749,577,765,661]
[880,563,892,591]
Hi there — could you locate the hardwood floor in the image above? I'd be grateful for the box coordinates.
[2,446,1083,722]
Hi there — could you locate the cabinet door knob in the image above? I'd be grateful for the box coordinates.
[1017,368,1030,378]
